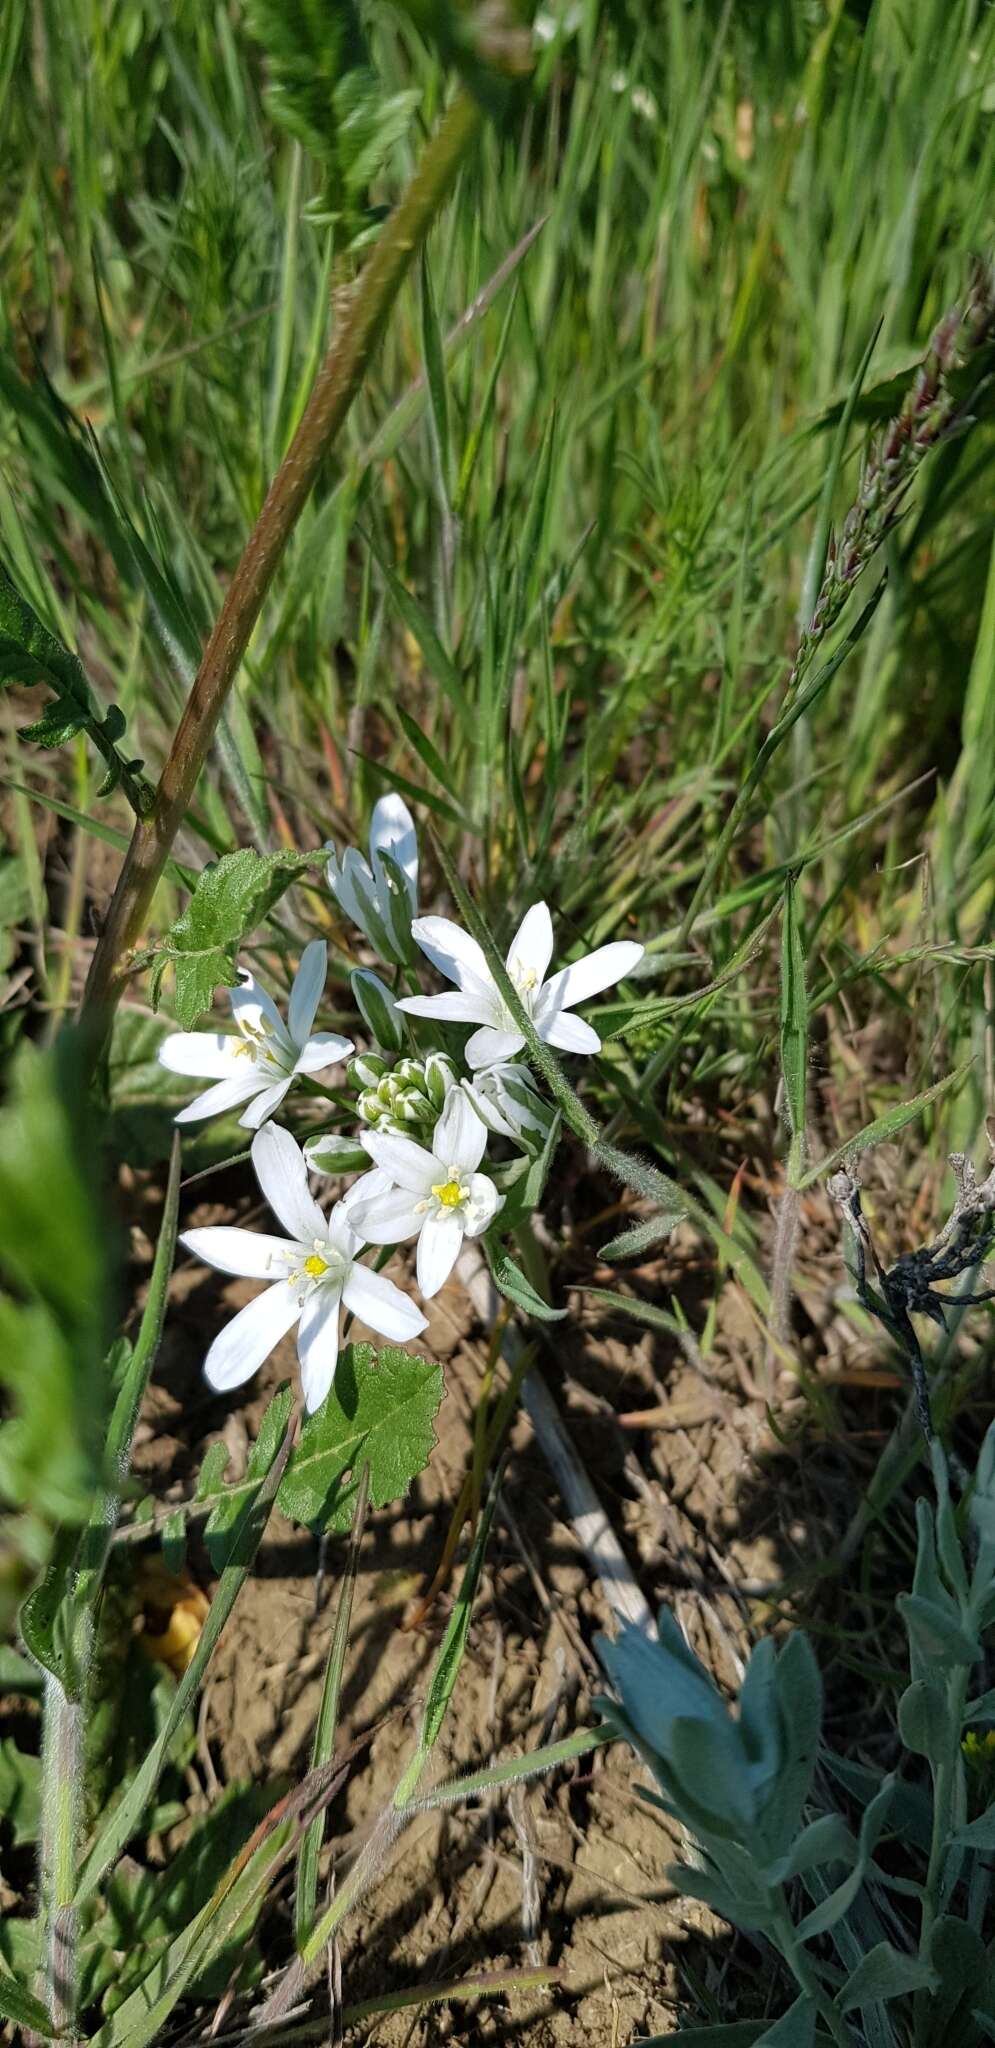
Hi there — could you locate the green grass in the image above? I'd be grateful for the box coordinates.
[4,0,995,2034]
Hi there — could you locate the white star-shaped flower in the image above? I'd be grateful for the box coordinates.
[350,1091,501,1297]
[396,903,643,1070]
[326,793,418,965]
[182,1124,426,1412]
[159,940,352,1130]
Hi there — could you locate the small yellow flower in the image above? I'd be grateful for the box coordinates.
[962,1727,995,1768]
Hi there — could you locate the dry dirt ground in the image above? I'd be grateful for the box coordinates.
[99,1153,888,2048]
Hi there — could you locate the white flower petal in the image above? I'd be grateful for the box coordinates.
[181,1227,297,1279]
[370,793,418,909]
[342,848,389,944]
[433,1089,487,1173]
[202,1279,302,1393]
[342,1263,427,1342]
[460,1076,514,1139]
[361,1130,437,1192]
[252,1124,328,1240]
[326,848,366,928]
[351,1189,427,1244]
[174,1073,266,1124]
[416,1212,464,1297]
[157,1032,242,1079]
[288,939,327,1046]
[465,1026,525,1070]
[294,1031,353,1076]
[462,1173,502,1238]
[396,990,495,1026]
[536,941,644,1017]
[297,1285,342,1412]
[229,972,293,1052]
[539,1010,601,1054]
[341,1166,394,1220]
[410,915,490,990]
[507,902,554,987]
[239,1077,293,1129]
[324,1203,363,1261]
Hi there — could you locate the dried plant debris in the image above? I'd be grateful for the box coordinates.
[829,1127,995,1444]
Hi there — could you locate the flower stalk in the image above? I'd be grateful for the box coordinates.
[39,1674,84,2036]
[80,90,484,1045]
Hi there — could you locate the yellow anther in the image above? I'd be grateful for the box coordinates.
[304,1253,329,1279]
[432,1180,465,1209]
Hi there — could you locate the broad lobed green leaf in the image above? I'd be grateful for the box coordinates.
[278,1344,444,1531]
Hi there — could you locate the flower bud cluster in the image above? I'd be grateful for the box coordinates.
[352,1052,458,1139]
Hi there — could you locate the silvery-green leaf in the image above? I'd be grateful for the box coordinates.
[795,1775,894,1941]
[755,1995,816,2048]
[930,1443,969,1601]
[596,1608,732,1767]
[665,1862,770,1932]
[964,1686,995,1722]
[837,1942,938,2012]
[976,1417,995,1500]
[634,2028,776,2048]
[928,1917,986,2026]
[669,1715,754,1834]
[898,1679,950,1762]
[763,1812,857,1884]
[950,1804,995,1850]
[898,1593,981,1669]
[911,1498,960,1619]
[757,1632,822,1856]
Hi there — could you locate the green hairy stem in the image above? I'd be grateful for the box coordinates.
[40,1674,84,2035]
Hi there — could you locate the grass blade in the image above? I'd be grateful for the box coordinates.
[294,1462,370,1951]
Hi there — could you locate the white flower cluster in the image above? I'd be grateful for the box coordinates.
[161,795,643,1414]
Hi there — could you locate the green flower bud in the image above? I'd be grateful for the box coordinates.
[351,968,405,1055]
[304,1131,371,1175]
[350,1052,388,1089]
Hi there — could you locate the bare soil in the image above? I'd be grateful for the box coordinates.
[114,1170,872,2048]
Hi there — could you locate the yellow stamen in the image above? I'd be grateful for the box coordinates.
[432,1180,465,1209]
[304,1253,329,1278]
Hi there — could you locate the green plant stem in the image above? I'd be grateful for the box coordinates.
[921,1665,970,1952]
[79,89,484,1046]
[39,1674,83,2037]
[773,1903,852,2047]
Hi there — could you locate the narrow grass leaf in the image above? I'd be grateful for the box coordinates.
[799,1060,975,1190]
[0,1969,58,2037]
[394,1461,504,1806]
[486,1241,567,1321]
[72,1134,181,1622]
[76,1390,295,1903]
[294,1462,370,1951]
